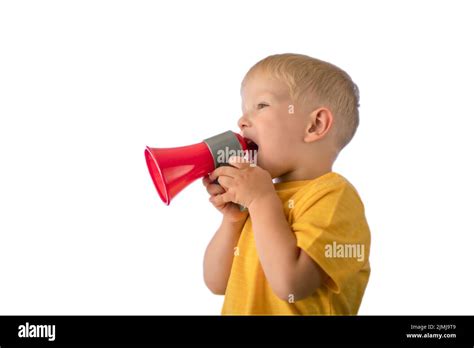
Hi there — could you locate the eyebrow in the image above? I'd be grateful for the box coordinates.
[242,91,283,106]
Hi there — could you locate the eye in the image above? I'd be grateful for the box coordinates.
[257,103,269,110]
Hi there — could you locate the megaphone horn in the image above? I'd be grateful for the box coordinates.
[145,130,257,205]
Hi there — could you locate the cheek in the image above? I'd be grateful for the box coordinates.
[257,117,284,149]
[263,112,300,147]
[256,114,297,164]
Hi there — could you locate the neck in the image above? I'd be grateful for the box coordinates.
[274,162,333,183]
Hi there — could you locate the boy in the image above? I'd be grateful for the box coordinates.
[202,53,370,315]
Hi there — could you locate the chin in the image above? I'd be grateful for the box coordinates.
[256,159,282,179]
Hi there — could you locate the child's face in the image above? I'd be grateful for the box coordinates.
[239,71,309,179]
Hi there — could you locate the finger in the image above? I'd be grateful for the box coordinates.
[209,166,239,181]
[209,195,224,208]
[228,155,251,169]
[207,183,226,195]
[218,175,233,189]
[209,193,232,208]
[202,176,212,187]
[212,191,233,206]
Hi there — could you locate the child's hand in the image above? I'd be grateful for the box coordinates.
[202,175,248,223]
[208,156,275,210]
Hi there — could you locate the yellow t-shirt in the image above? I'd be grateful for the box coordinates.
[221,172,371,315]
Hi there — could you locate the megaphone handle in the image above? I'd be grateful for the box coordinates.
[212,179,248,212]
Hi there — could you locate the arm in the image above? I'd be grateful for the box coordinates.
[203,216,246,295]
[248,192,323,301]
[202,175,248,295]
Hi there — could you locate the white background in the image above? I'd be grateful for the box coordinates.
[1,0,473,315]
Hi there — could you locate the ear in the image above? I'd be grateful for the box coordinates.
[304,107,333,143]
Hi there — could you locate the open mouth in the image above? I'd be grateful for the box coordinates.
[244,138,259,152]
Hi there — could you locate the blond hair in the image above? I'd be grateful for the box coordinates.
[242,53,360,149]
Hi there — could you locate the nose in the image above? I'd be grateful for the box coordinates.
[238,114,250,131]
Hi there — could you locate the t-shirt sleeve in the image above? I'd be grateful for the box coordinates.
[291,182,370,294]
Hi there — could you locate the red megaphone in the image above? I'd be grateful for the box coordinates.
[145,130,258,205]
